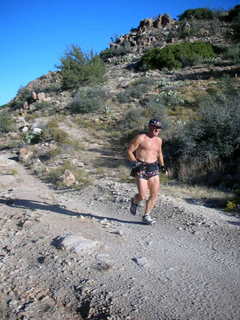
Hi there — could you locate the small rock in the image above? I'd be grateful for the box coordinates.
[52,233,98,255]
[62,170,76,186]
[112,229,124,236]
[19,147,33,163]
[132,256,149,268]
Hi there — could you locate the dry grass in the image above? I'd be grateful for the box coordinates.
[161,182,234,204]
[43,160,92,188]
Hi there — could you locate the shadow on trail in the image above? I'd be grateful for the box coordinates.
[0,198,144,225]
[227,221,240,227]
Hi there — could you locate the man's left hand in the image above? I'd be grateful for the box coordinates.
[159,165,168,175]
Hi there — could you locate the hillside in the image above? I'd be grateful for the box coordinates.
[0,6,240,319]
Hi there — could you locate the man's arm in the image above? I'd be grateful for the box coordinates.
[157,139,164,166]
[127,134,142,162]
[158,139,168,174]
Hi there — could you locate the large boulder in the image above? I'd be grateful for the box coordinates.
[62,169,76,186]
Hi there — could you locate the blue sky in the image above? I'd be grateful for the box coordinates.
[0,0,239,106]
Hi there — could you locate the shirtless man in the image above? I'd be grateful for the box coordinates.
[127,119,167,225]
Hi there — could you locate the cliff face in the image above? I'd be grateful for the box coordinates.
[108,13,230,55]
[110,15,177,53]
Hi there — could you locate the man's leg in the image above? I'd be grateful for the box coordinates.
[134,178,149,202]
[130,178,148,215]
[142,175,160,224]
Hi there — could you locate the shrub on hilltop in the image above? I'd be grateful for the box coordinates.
[178,8,216,21]
[226,5,240,22]
[140,41,216,70]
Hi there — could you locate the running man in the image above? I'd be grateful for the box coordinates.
[127,119,167,225]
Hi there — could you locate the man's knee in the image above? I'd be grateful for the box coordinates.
[137,192,148,201]
[149,193,158,203]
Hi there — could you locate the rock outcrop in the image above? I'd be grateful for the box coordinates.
[109,14,177,54]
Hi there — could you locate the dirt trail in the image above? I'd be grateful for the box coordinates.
[0,152,239,320]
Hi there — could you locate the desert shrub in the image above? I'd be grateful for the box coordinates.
[116,91,131,103]
[118,97,169,147]
[22,131,42,144]
[158,90,184,106]
[166,89,240,186]
[44,160,90,188]
[12,87,32,109]
[231,15,240,41]
[100,47,131,62]
[226,5,240,22]
[223,5,240,41]
[116,83,149,103]
[57,45,105,90]
[225,188,240,213]
[42,83,62,93]
[120,95,167,130]
[42,120,69,143]
[71,87,106,113]
[178,8,215,21]
[224,43,240,63]
[140,41,215,70]
[131,78,155,87]
[0,111,14,133]
[34,101,52,110]
[120,107,147,130]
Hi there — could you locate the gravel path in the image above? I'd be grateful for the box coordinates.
[0,152,239,320]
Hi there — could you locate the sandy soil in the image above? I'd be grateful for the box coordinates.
[0,152,239,320]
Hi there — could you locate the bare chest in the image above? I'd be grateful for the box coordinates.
[139,137,160,153]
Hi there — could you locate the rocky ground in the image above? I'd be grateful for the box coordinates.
[0,151,240,320]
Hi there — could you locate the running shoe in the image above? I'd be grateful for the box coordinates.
[142,214,156,225]
[130,198,138,215]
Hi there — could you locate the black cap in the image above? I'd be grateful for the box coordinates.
[148,119,162,129]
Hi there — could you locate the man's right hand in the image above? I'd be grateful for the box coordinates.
[129,161,141,169]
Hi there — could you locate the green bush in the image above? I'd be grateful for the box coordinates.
[231,14,240,41]
[178,8,215,20]
[224,5,240,41]
[0,111,14,133]
[34,101,52,110]
[166,88,240,186]
[226,5,240,22]
[116,83,149,103]
[224,43,240,63]
[12,87,32,109]
[118,96,169,147]
[57,45,105,90]
[140,41,215,70]
[71,87,106,113]
[44,160,90,188]
[41,120,69,143]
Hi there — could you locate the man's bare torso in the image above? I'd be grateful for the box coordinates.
[135,134,161,163]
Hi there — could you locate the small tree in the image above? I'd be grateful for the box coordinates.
[0,111,14,133]
[57,45,105,89]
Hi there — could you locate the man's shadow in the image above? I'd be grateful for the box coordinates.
[0,198,144,225]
